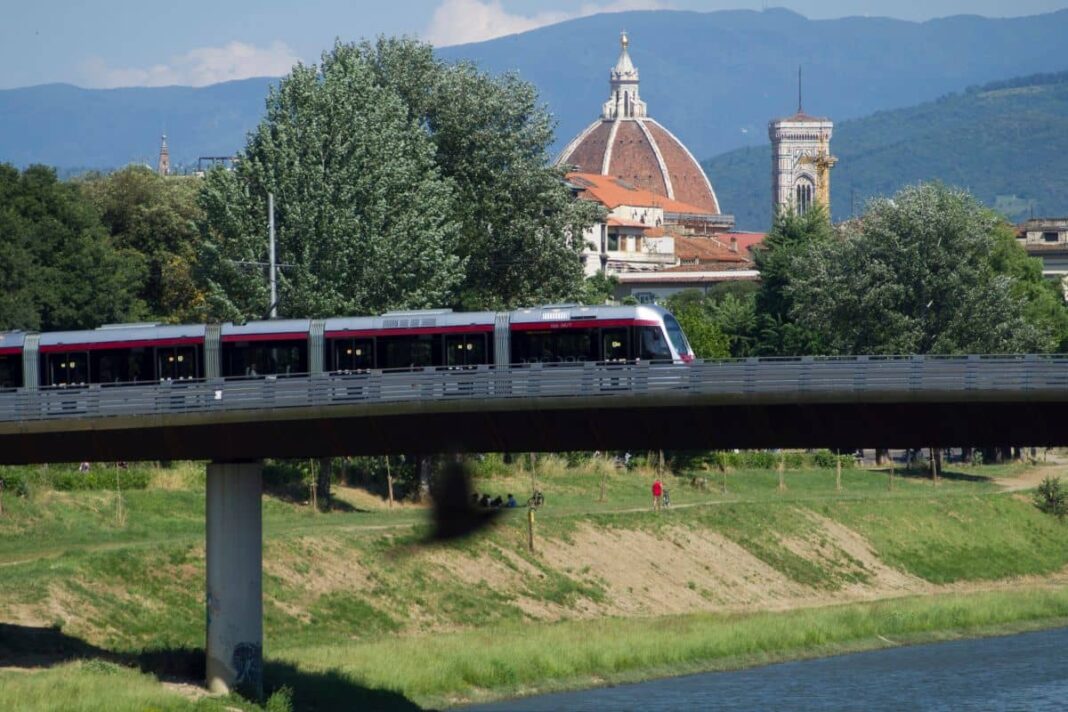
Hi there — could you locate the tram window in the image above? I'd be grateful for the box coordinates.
[0,355,22,389]
[331,338,373,371]
[45,352,89,386]
[511,329,598,363]
[445,334,488,367]
[663,314,691,357]
[157,346,199,381]
[638,326,671,361]
[377,335,440,369]
[91,348,151,383]
[223,341,308,377]
[601,328,629,362]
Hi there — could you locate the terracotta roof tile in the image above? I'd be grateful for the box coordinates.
[568,172,713,215]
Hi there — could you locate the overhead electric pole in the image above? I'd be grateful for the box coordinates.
[268,192,277,319]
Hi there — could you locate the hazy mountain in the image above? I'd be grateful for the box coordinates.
[2,8,1068,171]
[0,79,275,171]
[704,72,1068,230]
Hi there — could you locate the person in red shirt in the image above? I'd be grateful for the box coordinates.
[652,478,663,513]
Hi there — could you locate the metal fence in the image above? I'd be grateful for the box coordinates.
[2,355,1068,425]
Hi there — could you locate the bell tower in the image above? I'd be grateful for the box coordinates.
[769,69,835,217]
[157,133,170,177]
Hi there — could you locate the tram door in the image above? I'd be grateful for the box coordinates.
[601,328,629,363]
[157,346,199,381]
[445,334,487,368]
[45,352,89,386]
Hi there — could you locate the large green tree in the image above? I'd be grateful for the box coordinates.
[79,166,205,322]
[752,204,834,355]
[360,37,602,310]
[0,164,146,331]
[197,42,463,321]
[784,183,1055,354]
[197,38,599,321]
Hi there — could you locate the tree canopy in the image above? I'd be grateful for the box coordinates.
[197,38,599,321]
[0,164,146,331]
[783,184,1055,354]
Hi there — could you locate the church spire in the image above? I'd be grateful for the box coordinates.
[157,133,170,176]
[602,31,646,120]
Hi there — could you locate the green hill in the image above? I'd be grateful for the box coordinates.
[703,72,1068,231]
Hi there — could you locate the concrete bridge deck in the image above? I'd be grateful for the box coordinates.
[2,355,1066,463]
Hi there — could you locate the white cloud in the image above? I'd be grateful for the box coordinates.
[81,41,300,88]
[424,0,672,47]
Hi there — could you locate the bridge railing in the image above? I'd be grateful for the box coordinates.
[2,355,1068,424]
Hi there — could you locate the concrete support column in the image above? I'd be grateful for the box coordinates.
[206,461,263,698]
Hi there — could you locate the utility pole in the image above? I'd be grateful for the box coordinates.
[268,193,278,319]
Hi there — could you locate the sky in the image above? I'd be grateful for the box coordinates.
[3,0,1068,90]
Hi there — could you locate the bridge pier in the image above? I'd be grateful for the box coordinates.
[205,461,263,698]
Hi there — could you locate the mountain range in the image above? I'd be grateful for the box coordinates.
[1,6,1067,214]
[705,71,1068,230]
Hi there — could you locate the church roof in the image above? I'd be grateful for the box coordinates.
[568,172,714,216]
[555,34,722,215]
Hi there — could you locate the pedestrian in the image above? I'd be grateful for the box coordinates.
[506,493,517,508]
[652,478,663,513]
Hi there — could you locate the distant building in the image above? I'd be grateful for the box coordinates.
[556,33,733,226]
[1016,218,1068,279]
[157,134,170,176]
[769,76,835,217]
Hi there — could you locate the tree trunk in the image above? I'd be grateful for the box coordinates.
[888,457,895,491]
[777,456,786,492]
[835,453,842,492]
[875,449,884,467]
[417,456,432,502]
[317,457,332,511]
[385,456,395,510]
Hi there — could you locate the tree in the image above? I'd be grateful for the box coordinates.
[784,183,1054,355]
[198,38,599,320]
[355,37,602,309]
[196,42,463,321]
[752,204,833,355]
[0,164,146,331]
[79,166,205,322]
[665,298,730,359]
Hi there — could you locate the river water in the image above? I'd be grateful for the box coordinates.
[464,626,1068,711]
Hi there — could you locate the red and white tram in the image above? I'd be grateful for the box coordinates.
[0,304,693,390]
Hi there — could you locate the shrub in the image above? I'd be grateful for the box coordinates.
[50,468,150,491]
[1034,476,1067,521]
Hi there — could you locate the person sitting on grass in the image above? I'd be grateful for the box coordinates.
[506,493,517,508]
[479,493,491,508]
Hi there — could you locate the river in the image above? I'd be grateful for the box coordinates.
[464,626,1068,711]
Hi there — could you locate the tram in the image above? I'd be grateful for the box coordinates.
[0,304,693,390]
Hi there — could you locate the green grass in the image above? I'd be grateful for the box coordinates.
[0,660,260,712]
[275,587,1068,708]
[0,456,1063,710]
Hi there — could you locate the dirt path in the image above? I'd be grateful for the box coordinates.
[996,463,1067,492]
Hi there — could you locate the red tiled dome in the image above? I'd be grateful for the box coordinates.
[558,118,720,214]
[555,33,721,215]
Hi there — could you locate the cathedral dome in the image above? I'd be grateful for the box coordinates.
[556,33,722,215]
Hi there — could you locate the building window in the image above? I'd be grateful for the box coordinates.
[795,179,815,214]
[1043,232,1061,243]
[607,233,620,251]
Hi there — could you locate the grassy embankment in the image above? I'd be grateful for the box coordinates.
[0,457,1065,710]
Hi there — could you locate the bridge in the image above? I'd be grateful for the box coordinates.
[4,355,1068,697]
[1,355,1067,464]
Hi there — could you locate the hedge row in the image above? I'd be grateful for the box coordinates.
[0,467,150,496]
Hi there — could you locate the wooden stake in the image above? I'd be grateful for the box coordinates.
[385,456,395,510]
[888,457,895,491]
[835,450,842,492]
[527,507,536,553]
[778,455,786,492]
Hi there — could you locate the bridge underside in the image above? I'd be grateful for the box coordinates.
[0,395,1059,464]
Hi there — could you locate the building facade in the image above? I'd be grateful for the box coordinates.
[769,105,835,217]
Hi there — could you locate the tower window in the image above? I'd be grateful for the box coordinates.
[796,180,815,214]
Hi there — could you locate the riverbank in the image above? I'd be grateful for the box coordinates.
[0,458,1064,710]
